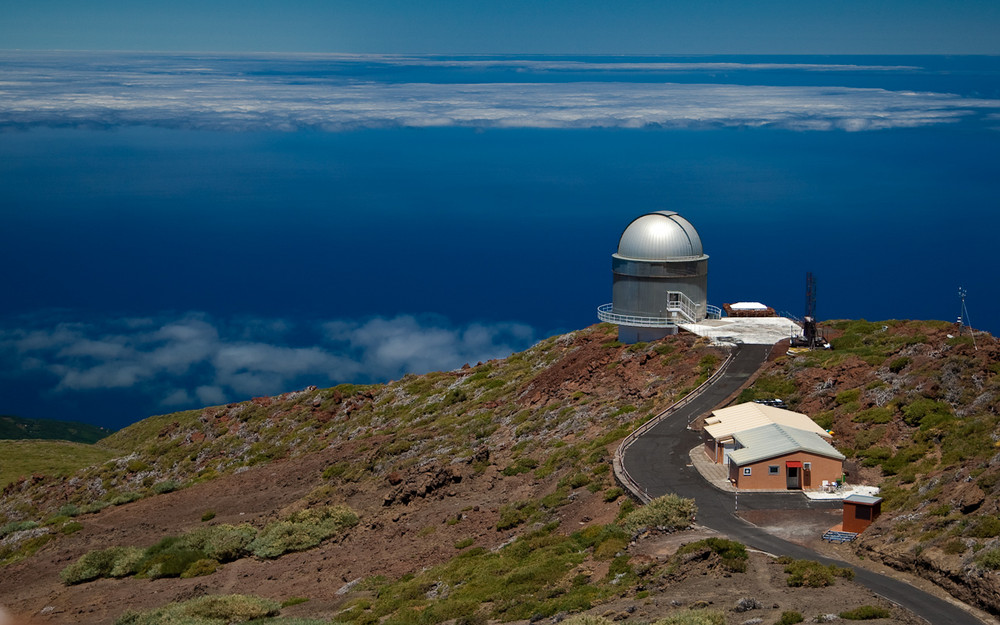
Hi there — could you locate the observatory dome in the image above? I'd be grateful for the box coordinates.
[616,211,705,260]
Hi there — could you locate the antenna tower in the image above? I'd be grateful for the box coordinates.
[958,287,977,351]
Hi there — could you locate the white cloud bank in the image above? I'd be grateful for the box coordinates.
[1,53,997,132]
[0,312,535,409]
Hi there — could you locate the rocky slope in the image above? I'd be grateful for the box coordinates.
[0,324,729,623]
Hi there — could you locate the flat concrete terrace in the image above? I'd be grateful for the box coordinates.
[679,316,802,345]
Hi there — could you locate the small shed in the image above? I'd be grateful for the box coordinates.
[842,494,882,533]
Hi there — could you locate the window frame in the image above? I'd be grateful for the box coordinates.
[742,467,752,476]
[768,465,779,475]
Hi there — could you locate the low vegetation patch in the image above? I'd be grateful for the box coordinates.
[655,609,726,625]
[61,505,357,584]
[342,523,649,625]
[839,605,891,620]
[620,494,696,534]
[115,594,281,625]
[673,538,748,573]
[776,611,804,625]
[779,557,854,588]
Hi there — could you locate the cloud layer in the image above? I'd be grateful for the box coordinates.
[1,52,997,132]
[0,312,535,410]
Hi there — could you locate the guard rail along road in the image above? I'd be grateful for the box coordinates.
[612,345,738,504]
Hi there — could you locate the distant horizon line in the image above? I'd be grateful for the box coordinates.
[2,49,998,58]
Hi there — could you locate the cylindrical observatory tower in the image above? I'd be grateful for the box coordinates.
[597,211,711,344]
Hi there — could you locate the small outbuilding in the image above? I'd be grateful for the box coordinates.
[842,494,883,533]
[726,423,845,491]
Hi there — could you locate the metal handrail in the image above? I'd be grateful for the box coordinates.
[665,291,699,323]
[612,346,738,504]
[597,291,712,328]
[597,304,678,328]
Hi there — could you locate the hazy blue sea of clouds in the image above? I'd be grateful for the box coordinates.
[2,53,998,428]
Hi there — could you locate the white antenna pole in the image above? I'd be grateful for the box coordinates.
[960,287,978,351]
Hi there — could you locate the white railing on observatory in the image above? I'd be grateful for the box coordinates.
[665,291,699,323]
[598,291,713,327]
[597,304,679,328]
[706,304,722,319]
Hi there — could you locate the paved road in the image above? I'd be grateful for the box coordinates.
[622,344,985,625]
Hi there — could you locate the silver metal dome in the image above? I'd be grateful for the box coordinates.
[616,211,705,260]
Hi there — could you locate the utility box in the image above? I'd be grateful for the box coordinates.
[842,494,882,533]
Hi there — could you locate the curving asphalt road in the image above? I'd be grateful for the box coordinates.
[622,343,986,625]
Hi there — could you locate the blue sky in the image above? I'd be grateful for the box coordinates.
[2,1,999,55]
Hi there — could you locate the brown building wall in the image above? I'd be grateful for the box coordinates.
[843,501,882,533]
[702,432,722,463]
[728,451,843,491]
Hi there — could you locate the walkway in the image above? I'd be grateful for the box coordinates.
[619,343,986,625]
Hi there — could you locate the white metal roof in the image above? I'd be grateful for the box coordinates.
[703,403,831,441]
[728,423,846,466]
[729,302,768,310]
[615,211,707,261]
[844,494,883,505]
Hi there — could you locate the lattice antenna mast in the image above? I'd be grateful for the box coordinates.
[958,287,977,351]
[805,272,817,319]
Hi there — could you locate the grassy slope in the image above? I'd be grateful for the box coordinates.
[0,440,120,488]
[0,415,113,444]
[0,324,721,545]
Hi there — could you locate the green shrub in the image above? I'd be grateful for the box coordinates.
[180,558,219,578]
[783,559,853,587]
[57,504,81,517]
[970,516,1000,539]
[942,539,966,555]
[902,398,954,430]
[137,537,207,579]
[151,480,182,495]
[281,596,310,607]
[853,407,893,424]
[975,548,1000,570]
[249,505,358,559]
[835,389,861,405]
[621,494,696,534]
[496,503,531,531]
[565,472,591,489]
[653,609,725,625]
[184,524,257,562]
[593,536,628,560]
[110,491,143,506]
[201,510,216,522]
[603,487,624,502]
[61,546,144,584]
[888,357,911,373]
[813,410,835,430]
[776,611,804,625]
[840,605,891,620]
[59,521,84,535]
[0,520,39,538]
[675,538,748,573]
[454,537,475,549]
[501,457,539,476]
[115,594,281,625]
